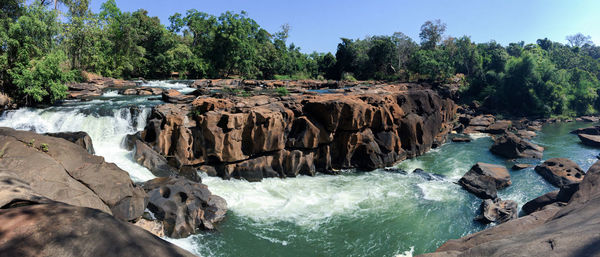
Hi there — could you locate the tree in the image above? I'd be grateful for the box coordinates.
[392,32,417,70]
[419,19,446,50]
[566,33,593,48]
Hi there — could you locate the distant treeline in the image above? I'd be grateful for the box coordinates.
[1,1,600,118]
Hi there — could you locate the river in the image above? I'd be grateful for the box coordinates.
[0,81,597,257]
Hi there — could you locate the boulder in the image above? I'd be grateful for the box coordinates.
[484,120,512,134]
[458,162,511,199]
[511,163,532,170]
[413,168,446,181]
[522,190,559,214]
[475,198,518,224]
[46,131,95,154]
[515,129,536,139]
[143,177,227,238]
[162,89,196,104]
[570,125,600,135]
[578,133,600,147]
[490,132,544,159]
[0,203,195,257]
[534,158,585,187]
[451,136,471,143]
[580,116,600,122]
[0,171,54,208]
[133,138,178,177]
[0,128,147,221]
[469,115,495,127]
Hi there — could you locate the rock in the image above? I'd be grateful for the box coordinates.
[120,87,164,96]
[580,116,599,122]
[0,128,147,221]
[577,133,600,147]
[67,72,136,99]
[46,131,95,154]
[511,163,532,170]
[383,167,408,175]
[413,168,446,181]
[0,171,54,208]
[451,136,471,143]
[515,129,536,139]
[134,218,165,237]
[0,203,195,257]
[534,158,585,187]
[458,162,511,199]
[475,198,518,224]
[570,125,600,135]
[0,92,14,111]
[469,115,495,127]
[522,190,559,214]
[490,132,544,159]
[133,138,178,177]
[143,177,227,238]
[484,120,512,134]
[162,89,196,104]
[142,85,456,181]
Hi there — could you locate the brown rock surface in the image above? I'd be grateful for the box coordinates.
[458,162,511,199]
[0,127,147,221]
[140,85,456,181]
[534,158,585,187]
[490,132,544,159]
[578,133,600,147]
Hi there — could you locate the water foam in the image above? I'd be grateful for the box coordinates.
[201,171,417,230]
[141,81,196,94]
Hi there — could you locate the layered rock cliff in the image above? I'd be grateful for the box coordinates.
[138,84,456,181]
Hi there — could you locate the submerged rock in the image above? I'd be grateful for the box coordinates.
[490,132,544,159]
[475,198,518,224]
[383,167,408,175]
[143,177,227,238]
[458,162,511,199]
[413,168,446,181]
[534,158,585,188]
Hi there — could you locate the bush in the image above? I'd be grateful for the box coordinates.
[341,72,357,82]
[9,50,73,104]
[276,86,289,96]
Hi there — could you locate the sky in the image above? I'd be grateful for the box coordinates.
[89,0,600,54]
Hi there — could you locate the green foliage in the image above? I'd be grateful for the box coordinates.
[275,86,289,96]
[9,50,72,104]
[27,139,34,147]
[40,143,49,152]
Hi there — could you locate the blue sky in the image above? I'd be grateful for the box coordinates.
[89,0,600,53]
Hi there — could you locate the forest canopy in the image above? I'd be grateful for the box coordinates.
[1,0,600,118]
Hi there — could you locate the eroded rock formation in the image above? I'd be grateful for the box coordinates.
[138,84,456,181]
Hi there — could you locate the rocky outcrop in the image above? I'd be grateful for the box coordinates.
[0,92,15,111]
[458,162,511,199]
[120,87,164,96]
[475,198,518,224]
[418,160,600,257]
[140,85,456,181]
[490,132,544,159]
[0,169,195,256]
[534,158,585,187]
[67,72,136,99]
[483,120,512,134]
[143,177,227,238]
[0,127,147,221]
[577,133,600,147]
[162,89,196,104]
[0,203,195,257]
[46,131,95,154]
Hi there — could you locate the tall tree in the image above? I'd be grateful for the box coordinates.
[419,19,446,50]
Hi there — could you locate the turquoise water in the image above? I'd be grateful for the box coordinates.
[189,123,599,257]
[1,86,598,256]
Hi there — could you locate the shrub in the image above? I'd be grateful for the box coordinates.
[276,86,289,96]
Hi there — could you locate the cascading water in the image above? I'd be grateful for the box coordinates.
[0,81,598,257]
